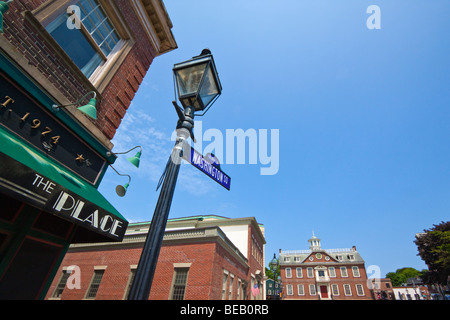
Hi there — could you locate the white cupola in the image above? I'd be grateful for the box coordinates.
[308,231,321,251]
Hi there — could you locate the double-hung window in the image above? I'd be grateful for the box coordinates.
[46,0,121,78]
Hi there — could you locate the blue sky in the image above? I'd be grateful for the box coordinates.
[98,1,450,277]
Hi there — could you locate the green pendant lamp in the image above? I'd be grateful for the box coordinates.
[127,150,142,168]
[0,1,13,33]
[52,91,97,120]
[77,97,97,120]
[116,182,129,197]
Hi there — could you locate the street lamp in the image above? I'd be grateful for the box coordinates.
[127,49,222,300]
[270,253,278,300]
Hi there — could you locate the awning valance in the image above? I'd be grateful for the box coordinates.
[0,126,127,242]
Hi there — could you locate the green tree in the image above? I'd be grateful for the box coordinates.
[414,221,450,298]
[385,267,423,286]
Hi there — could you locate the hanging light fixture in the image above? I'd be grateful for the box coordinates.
[107,146,142,168]
[0,1,13,33]
[109,165,131,197]
[106,146,142,197]
[52,91,97,120]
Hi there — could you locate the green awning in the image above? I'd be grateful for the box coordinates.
[0,126,128,241]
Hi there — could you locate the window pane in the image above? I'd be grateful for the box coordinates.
[86,270,104,299]
[79,0,120,57]
[47,14,101,78]
[171,268,189,300]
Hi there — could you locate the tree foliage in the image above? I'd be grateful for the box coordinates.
[385,267,423,286]
[414,221,450,286]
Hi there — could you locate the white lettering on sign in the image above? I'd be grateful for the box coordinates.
[32,173,56,194]
[53,191,123,238]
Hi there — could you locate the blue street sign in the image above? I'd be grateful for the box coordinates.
[184,147,231,190]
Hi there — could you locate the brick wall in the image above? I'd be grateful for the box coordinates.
[2,0,158,140]
[45,240,252,300]
[280,263,372,300]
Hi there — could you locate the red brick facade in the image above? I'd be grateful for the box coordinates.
[279,236,373,300]
[45,216,266,300]
[0,0,175,299]
[2,0,176,140]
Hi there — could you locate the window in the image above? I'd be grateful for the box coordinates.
[331,284,339,296]
[85,269,105,299]
[296,267,303,278]
[46,0,121,78]
[329,267,336,277]
[309,284,316,295]
[285,267,292,278]
[297,284,305,295]
[283,257,290,262]
[123,268,136,300]
[343,284,352,296]
[52,270,71,298]
[352,266,360,277]
[237,279,242,300]
[356,284,365,296]
[222,272,228,300]
[171,268,189,300]
[229,274,234,299]
[286,284,293,295]
[307,267,314,278]
[340,266,348,277]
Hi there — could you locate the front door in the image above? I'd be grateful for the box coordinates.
[320,285,328,298]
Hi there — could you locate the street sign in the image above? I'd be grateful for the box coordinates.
[183,147,231,190]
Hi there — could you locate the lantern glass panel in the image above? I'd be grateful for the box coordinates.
[175,63,207,96]
[199,66,220,108]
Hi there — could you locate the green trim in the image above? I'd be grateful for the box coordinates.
[0,52,117,166]
[0,126,126,222]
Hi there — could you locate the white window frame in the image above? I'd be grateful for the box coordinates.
[297,284,305,296]
[356,284,365,296]
[340,266,348,277]
[309,284,317,295]
[285,267,292,278]
[328,267,336,277]
[352,266,360,277]
[286,284,293,296]
[331,284,339,296]
[307,267,314,278]
[343,284,352,296]
[296,267,303,278]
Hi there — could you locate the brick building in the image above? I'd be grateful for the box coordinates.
[45,215,266,300]
[279,234,373,300]
[368,278,395,300]
[0,0,176,299]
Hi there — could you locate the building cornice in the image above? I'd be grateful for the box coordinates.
[69,226,249,270]
[131,0,177,55]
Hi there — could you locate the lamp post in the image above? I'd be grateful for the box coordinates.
[269,253,278,300]
[127,49,222,300]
